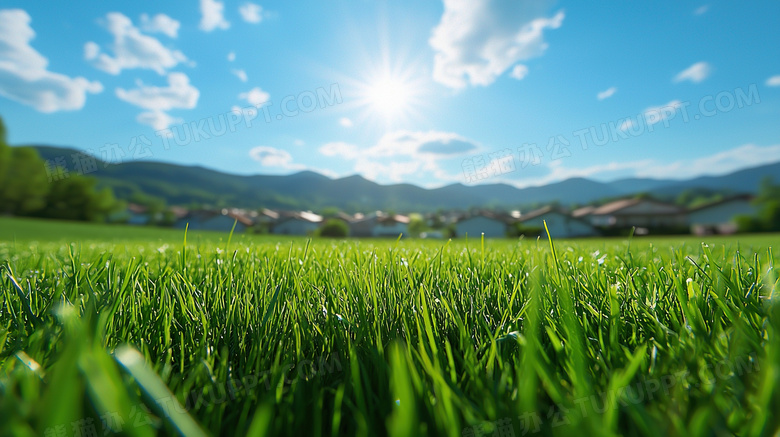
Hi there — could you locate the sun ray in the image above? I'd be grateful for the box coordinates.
[349,62,429,130]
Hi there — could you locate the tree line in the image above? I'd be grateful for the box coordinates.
[736,177,780,232]
[0,118,121,222]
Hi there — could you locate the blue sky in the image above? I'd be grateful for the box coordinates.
[1,0,779,188]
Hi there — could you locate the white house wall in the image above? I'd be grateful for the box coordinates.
[455,216,506,238]
[177,215,247,232]
[522,212,598,238]
[619,202,683,215]
[273,219,320,235]
[372,222,408,237]
[688,200,756,226]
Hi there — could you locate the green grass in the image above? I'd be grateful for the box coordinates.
[0,216,285,244]
[1,217,779,436]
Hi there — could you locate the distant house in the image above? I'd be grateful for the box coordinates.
[349,212,410,237]
[517,206,599,238]
[455,212,509,238]
[169,206,189,222]
[349,213,373,237]
[425,211,459,228]
[440,211,462,226]
[257,208,280,224]
[253,208,280,232]
[589,198,687,229]
[373,214,410,237]
[330,212,357,224]
[175,209,253,233]
[687,195,756,235]
[272,211,323,235]
[420,230,445,239]
[571,206,596,220]
[125,203,151,225]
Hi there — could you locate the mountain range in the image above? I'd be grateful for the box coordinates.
[28,145,779,212]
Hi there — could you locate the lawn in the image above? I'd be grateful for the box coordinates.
[1,217,779,436]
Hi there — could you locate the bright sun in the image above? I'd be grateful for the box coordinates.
[365,77,411,118]
[344,60,429,128]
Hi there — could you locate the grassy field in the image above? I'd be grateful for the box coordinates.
[1,217,779,436]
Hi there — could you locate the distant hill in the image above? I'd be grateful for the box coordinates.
[27,144,780,212]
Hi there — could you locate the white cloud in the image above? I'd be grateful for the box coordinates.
[597,86,617,100]
[319,142,360,159]
[673,61,711,84]
[318,130,480,183]
[200,0,230,32]
[505,142,780,189]
[238,87,270,106]
[84,42,100,60]
[634,143,780,179]
[508,159,652,189]
[230,101,273,127]
[140,13,180,38]
[239,3,264,23]
[116,72,198,110]
[86,12,188,75]
[642,100,684,126]
[249,145,336,176]
[232,69,248,82]
[766,75,780,87]
[694,5,709,15]
[618,100,685,132]
[229,105,260,123]
[249,146,304,170]
[339,117,353,127]
[0,9,102,113]
[429,1,564,88]
[509,64,529,80]
[137,110,181,132]
[227,52,236,62]
[116,72,199,130]
[245,144,360,178]
[618,119,635,132]
[354,159,423,183]
[369,130,479,157]
[293,139,305,146]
